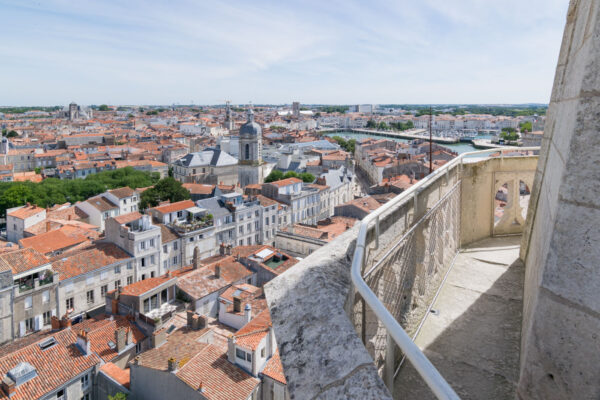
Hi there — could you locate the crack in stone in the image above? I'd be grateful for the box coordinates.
[311,362,376,399]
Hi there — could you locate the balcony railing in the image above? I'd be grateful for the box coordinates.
[351,147,539,399]
[171,218,214,233]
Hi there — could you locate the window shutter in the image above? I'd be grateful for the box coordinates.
[19,321,25,337]
[51,308,56,317]
[35,315,42,330]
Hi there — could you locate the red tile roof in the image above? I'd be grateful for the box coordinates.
[0,328,100,400]
[99,362,130,389]
[234,309,271,351]
[52,243,132,281]
[76,315,145,363]
[120,274,176,297]
[7,205,45,219]
[107,187,136,199]
[262,351,286,384]
[19,227,88,255]
[177,257,253,300]
[151,200,195,214]
[176,345,259,400]
[112,211,142,225]
[0,248,50,275]
[268,177,302,187]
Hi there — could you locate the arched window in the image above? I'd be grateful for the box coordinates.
[245,144,250,160]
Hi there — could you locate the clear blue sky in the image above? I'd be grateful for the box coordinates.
[0,0,569,106]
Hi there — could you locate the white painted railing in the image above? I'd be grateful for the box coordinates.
[351,147,539,399]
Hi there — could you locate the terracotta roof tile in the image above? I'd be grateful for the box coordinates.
[112,212,142,225]
[120,274,176,297]
[0,248,49,275]
[19,227,88,255]
[99,362,130,389]
[7,205,45,219]
[51,243,131,280]
[261,350,286,384]
[0,329,100,400]
[151,200,195,214]
[176,345,259,400]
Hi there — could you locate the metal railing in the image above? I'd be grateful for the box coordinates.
[351,147,539,399]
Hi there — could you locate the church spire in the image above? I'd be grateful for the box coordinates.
[247,103,254,123]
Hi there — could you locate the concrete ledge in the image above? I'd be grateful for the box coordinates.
[265,226,391,399]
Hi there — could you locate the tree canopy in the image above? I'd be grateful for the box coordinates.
[519,121,533,132]
[0,167,159,217]
[98,104,110,111]
[264,170,315,183]
[331,136,356,153]
[140,177,190,210]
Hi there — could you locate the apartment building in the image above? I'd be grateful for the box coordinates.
[227,309,289,400]
[0,248,58,339]
[171,148,238,185]
[103,187,140,214]
[76,195,120,232]
[105,212,162,281]
[148,200,216,264]
[262,178,324,225]
[129,325,260,400]
[6,204,46,243]
[53,243,134,320]
[197,192,278,248]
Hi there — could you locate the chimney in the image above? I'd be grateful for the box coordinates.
[192,246,200,270]
[233,296,241,313]
[191,314,202,331]
[115,327,127,353]
[227,336,236,363]
[152,329,166,348]
[186,310,195,327]
[167,357,178,372]
[219,243,225,255]
[197,382,205,393]
[226,244,232,255]
[77,330,91,356]
[126,327,133,345]
[111,298,119,315]
[60,313,72,329]
[244,303,252,324]
[50,316,61,331]
[215,264,221,279]
[1,376,15,398]
[45,220,51,233]
[68,214,72,221]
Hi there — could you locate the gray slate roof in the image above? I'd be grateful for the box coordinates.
[173,149,237,167]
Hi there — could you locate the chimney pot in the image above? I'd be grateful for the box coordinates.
[115,327,127,353]
[215,264,221,278]
[167,357,177,372]
[233,296,241,313]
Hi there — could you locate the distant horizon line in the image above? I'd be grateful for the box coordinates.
[0,103,549,108]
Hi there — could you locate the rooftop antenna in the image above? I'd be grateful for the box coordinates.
[429,105,433,174]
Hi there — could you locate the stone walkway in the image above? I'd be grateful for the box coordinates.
[395,236,524,399]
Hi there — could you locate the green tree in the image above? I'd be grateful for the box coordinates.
[140,177,190,210]
[366,119,377,128]
[299,172,315,183]
[6,130,18,138]
[98,104,110,111]
[34,167,42,174]
[108,393,128,400]
[519,121,532,132]
[264,170,284,183]
[500,128,519,141]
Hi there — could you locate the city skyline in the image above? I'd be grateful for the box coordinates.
[1,0,569,106]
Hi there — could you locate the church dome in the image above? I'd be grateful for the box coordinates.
[239,108,262,136]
